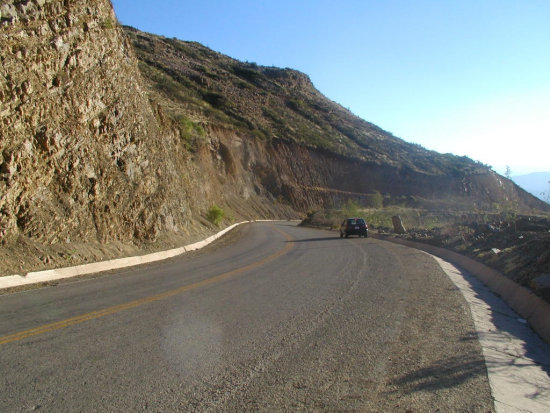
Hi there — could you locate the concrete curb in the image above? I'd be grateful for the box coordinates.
[0,221,253,290]
[372,234,550,346]
[433,256,550,412]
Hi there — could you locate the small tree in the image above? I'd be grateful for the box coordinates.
[365,191,383,208]
[342,199,360,217]
[505,165,512,179]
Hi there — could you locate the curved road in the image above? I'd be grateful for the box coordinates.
[0,222,493,411]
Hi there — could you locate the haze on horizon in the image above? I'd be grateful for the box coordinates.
[111,0,550,176]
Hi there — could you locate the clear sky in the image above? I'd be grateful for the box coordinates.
[111,0,549,175]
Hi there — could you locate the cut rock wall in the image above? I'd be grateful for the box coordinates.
[0,0,295,256]
[0,0,196,245]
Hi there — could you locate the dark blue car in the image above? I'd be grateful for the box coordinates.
[339,218,368,238]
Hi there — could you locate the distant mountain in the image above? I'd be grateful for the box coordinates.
[512,172,550,203]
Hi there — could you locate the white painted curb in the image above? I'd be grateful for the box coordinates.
[372,234,550,347]
[433,255,550,413]
[0,220,256,290]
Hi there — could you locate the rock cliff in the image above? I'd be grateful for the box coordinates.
[0,0,288,274]
[0,0,547,275]
[2,0,183,246]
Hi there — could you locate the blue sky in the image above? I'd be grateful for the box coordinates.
[111,0,549,175]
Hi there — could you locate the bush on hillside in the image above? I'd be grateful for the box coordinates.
[342,199,360,217]
[207,205,225,226]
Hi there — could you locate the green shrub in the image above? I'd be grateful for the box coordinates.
[365,191,383,208]
[207,205,224,226]
[342,199,360,217]
[286,98,306,113]
[232,64,263,83]
[175,115,204,150]
[203,92,228,109]
[101,18,115,30]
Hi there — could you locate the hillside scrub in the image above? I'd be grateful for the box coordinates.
[302,207,463,231]
[124,26,549,216]
[207,205,225,226]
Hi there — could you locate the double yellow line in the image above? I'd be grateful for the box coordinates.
[0,226,294,346]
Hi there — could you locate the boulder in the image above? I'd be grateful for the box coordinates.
[392,215,407,234]
[1,4,17,21]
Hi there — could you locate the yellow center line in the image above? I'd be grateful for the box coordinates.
[0,225,294,346]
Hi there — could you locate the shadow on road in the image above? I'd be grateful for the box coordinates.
[439,259,550,409]
[471,278,550,398]
[286,237,340,243]
[287,237,373,243]
[387,353,487,394]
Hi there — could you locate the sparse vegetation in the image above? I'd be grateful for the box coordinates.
[125,27,497,180]
[175,115,204,150]
[342,199,360,217]
[124,26,549,218]
[365,191,384,208]
[203,91,228,109]
[232,63,263,84]
[101,18,115,30]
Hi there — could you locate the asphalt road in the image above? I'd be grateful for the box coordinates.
[0,222,493,412]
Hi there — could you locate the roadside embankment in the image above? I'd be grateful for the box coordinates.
[0,220,300,293]
[0,221,249,292]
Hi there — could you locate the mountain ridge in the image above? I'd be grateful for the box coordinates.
[125,26,548,212]
[127,26,483,173]
[512,172,550,203]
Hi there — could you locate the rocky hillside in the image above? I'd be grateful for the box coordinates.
[0,0,547,275]
[0,0,293,275]
[125,26,549,213]
[1,0,183,247]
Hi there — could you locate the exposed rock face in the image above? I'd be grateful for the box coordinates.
[1,0,192,245]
